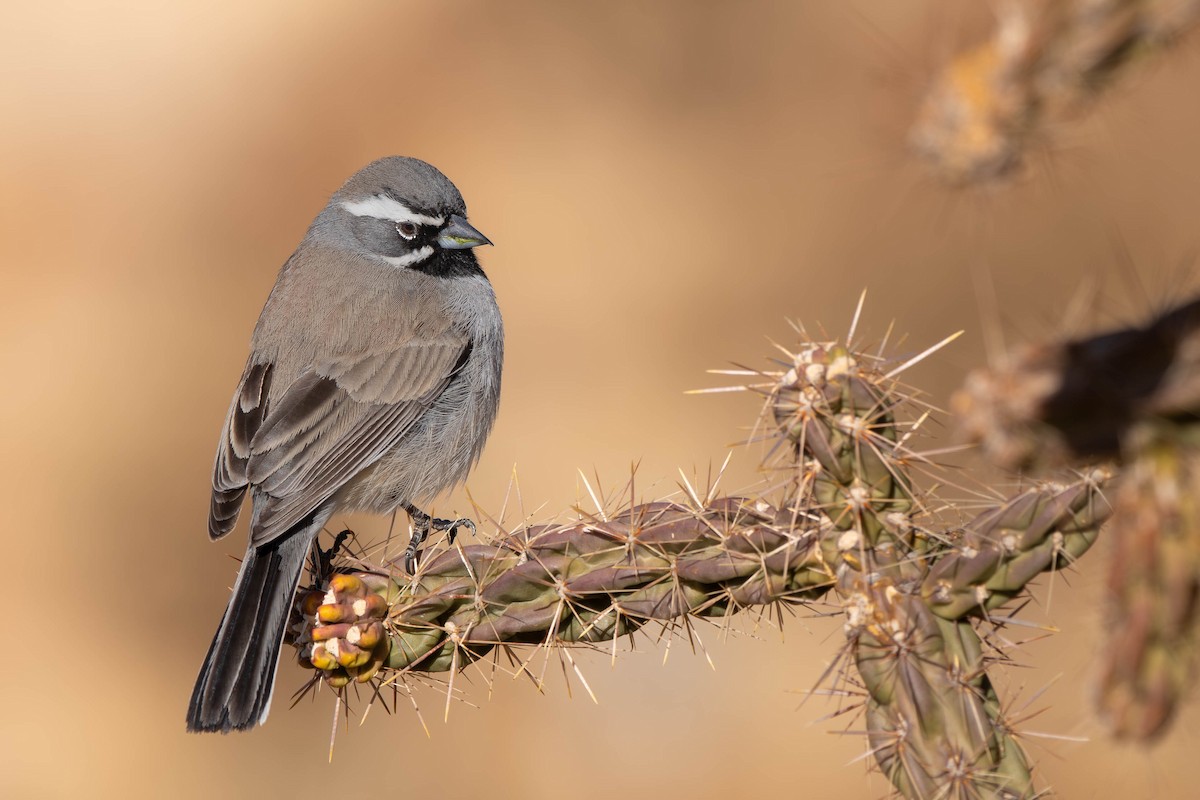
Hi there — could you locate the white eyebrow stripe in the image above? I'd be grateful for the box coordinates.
[341,195,445,226]
[380,245,435,269]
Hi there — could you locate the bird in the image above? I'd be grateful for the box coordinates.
[186,156,503,733]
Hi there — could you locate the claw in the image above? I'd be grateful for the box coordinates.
[402,504,478,573]
[402,533,425,575]
[434,516,476,545]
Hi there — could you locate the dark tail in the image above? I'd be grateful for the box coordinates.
[186,520,319,733]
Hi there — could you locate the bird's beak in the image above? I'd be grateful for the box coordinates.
[438,214,492,250]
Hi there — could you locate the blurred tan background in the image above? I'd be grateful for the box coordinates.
[3,2,1199,797]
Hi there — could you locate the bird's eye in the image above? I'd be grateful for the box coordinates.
[395,221,419,240]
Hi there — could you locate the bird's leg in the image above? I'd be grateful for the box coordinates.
[402,503,477,573]
[312,528,354,585]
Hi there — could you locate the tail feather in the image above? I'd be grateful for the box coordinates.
[187,518,320,733]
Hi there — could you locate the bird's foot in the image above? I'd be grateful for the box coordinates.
[313,528,354,584]
[403,504,477,574]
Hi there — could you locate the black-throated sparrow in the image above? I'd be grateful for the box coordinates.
[187,157,502,733]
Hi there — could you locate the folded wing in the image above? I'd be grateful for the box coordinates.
[207,335,469,545]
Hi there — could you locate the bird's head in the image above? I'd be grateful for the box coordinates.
[326,156,491,274]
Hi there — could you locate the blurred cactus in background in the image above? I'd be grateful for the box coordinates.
[958,298,1200,743]
[277,291,1200,798]
[911,0,1200,186]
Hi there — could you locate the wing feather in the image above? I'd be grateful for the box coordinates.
[211,335,469,546]
[209,361,273,540]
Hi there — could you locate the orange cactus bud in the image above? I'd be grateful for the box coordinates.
[312,622,352,642]
[355,621,384,649]
[330,573,363,595]
[318,603,351,623]
[299,590,325,617]
[325,670,351,688]
[334,641,370,668]
[310,643,338,671]
[350,659,382,683]
[359,594,388,618]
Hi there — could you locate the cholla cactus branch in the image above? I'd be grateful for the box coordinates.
[771,345,917,548]
[923,475,1112,620]
[297,499,837,679]
[1098,430,1200,739]
[860,606,1032,799]
[768,341,1040,798]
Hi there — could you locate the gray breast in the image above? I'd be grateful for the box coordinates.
[344,273,503,512]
